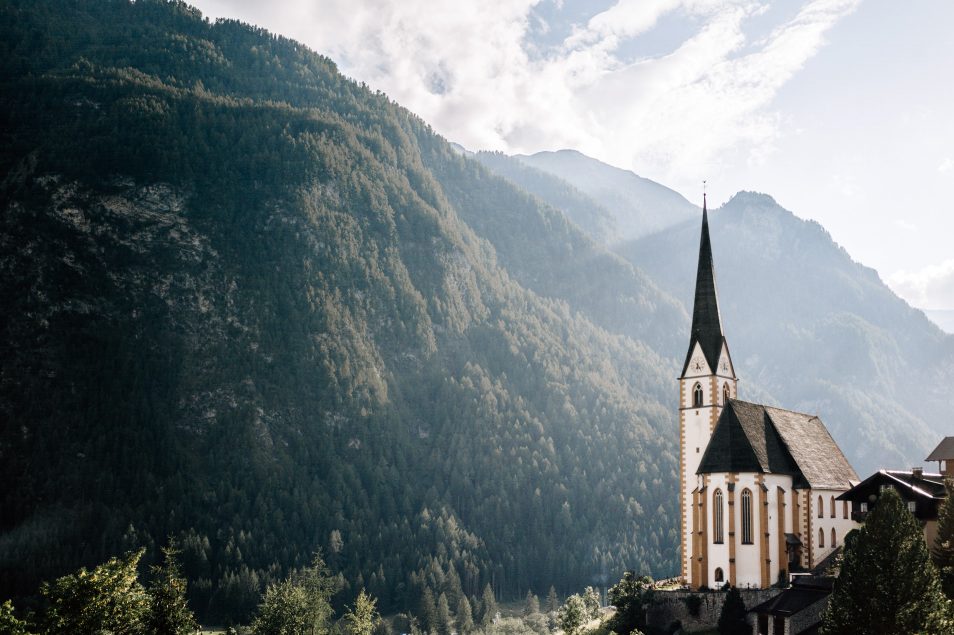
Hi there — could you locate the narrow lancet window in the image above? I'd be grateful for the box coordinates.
[817,495,823,518]
[830,495,836,518]
[819,528,825,548]
[723,383,730,404]
[713,489,724,543]
[741,489,753,544]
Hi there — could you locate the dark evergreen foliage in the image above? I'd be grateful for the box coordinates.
[606,572,653,635]
[820,488,947,635]
[0,0,681,621]
[716,585,747,635]
[934,478,954,599]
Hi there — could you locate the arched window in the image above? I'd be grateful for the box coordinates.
[723,383,730,404]
[714,567,724,583]
[693,383,704,408]
[713,489,724,544]
[741,489,753,544]
[843,500,848,519]
[819,528,825,548]
[831,528,837,547]
[830,496,836,518]
[817,495,823,518]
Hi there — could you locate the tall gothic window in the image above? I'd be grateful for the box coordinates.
[817,495,823,518]
[818,528,825,548]
[713,489,724,543]
[830,496,836,518]
[831,528,837,547]
[723,383,730,404]
[693,383,704,408]
[843,500,848,519]
[741,489,753,544]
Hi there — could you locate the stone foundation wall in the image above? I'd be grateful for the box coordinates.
[647,589,781,633]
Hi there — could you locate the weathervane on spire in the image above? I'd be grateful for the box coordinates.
[703,180,707,209]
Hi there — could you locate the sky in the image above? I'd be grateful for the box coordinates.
[191,0,954,322]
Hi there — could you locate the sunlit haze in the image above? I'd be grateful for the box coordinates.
[191,0,954,323]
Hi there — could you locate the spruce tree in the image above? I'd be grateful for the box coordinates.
[436,593,453,635]
[933,477,954,599]
[456,595,474,634]
[716,585,747,635]
[545,586,559,614]
[344,589,380,635]
[523,590,540,617]
[418,587,438,634]
[148,544,199,635]
[821,487,947,634]
[479,583,497,627]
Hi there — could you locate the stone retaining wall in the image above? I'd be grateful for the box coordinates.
[647,588,781,633]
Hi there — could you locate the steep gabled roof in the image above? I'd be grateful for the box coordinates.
[697,399,858,489]
[837,469,946,502]
[926,436,954,461]
[682,197,727,375]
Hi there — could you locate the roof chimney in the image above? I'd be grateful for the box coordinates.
[912,467,923,479]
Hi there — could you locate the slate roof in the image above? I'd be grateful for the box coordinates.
[926,436,954,461]
[749,586,829,617]
[697,399,859,489]
[681,197,729,376]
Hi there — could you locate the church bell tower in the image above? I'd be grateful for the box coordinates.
[679,195,737,585]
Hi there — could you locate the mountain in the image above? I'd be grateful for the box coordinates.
[515,150,698,243]
[471,151,618,244]
[0,0,681,622]
[617,192,954,475]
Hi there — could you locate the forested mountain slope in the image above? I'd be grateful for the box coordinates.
[0,0,681,622]
[619,192,954,475]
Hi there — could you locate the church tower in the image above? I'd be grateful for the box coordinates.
[679,195,737,585]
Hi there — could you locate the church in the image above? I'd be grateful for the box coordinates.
[678,197,859,590]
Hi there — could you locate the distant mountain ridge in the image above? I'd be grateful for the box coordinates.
[515,149,699,243]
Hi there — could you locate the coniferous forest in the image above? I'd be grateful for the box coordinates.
[3,0,954,627]
[0,0,678,622]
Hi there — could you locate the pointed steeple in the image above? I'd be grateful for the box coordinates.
[682,194,726,375]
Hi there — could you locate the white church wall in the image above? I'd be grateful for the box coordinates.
[732,473,763,588]
[809,487,858,565]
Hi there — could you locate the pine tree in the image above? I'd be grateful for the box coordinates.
[148,544,199,635]
[545,586,559,614]
[456,595,474,634]
[418,587,437,634]
[933,476,954,599]
[436,593,453,635]
[344,589,380,635]
[479,583,497,627]
[716,585,747,635]
[523,590,540,617]
[40,549,150,634]
[821,487,947,634]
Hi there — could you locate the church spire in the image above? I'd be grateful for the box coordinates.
[682,193,726,375]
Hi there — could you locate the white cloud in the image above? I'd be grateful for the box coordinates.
[191,0,860,196]
[939,157,954,173]
[888,260,954,310]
